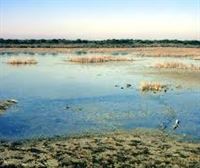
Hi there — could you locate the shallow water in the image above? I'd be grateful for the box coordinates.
[0,53,200,140]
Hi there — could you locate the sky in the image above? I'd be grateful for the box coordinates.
[0,0,200,40]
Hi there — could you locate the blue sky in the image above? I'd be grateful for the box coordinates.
[0,0,199,39]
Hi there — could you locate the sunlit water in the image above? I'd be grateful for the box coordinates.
[0,53,200,141]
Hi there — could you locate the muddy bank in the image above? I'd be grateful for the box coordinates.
[0,130,199,168]
[1,47,200,57]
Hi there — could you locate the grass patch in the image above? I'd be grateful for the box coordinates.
[111,51,128,56]
[140,82,168,92]
[154,62,200,70]
[75,50,87,55]
[68,56,132,63]
[6,57,38,65]
[193,56,200,60]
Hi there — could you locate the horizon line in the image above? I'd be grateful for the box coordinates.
[1,38,200,41]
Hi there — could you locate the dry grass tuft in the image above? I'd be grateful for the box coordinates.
[192,56,200,60]
[140,82,167,92]
[134,47,200,57]
[6,57,38,65]
[69,56,132,63]
[154,62,200,70]
[154,62,188,69]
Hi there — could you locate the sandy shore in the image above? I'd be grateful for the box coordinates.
[0,130,199,167]
[1,47,200,57]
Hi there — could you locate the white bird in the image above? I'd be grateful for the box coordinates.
[173,119,180,130]
[7,99,18,103]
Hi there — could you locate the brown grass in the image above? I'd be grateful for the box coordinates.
[68,56,132,63]
[6,57,38,65]
[140,82,167,92]
[154,62,200,70]
[133,47,200,57]
[192,56,200,60]
[1,47,200,57]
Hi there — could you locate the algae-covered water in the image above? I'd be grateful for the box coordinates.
[0,52,200,140]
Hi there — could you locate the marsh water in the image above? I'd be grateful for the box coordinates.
[0,52,200,141]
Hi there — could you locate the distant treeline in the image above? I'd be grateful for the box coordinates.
[0,39,200,48]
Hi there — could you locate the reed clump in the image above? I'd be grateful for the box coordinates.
[69,56,132,63]
[6,57,38,65]
[154,62,200,70]
[140,82,167,92]
[192,56,200,60]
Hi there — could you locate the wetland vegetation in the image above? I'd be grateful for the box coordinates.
[0,130,200,168]
[1,0,200,166]
[68,56,132,63]
[6,57,38,65]
[0,46,200,167]
[154,62,200,71]
[139,82,168,92]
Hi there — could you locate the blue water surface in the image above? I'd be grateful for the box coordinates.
[0,53,199,140]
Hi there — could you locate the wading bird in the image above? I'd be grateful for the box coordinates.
[173,119,180,130]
